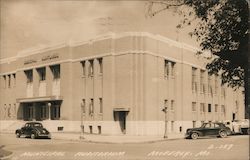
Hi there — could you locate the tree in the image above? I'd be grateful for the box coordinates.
[147,0,249,117]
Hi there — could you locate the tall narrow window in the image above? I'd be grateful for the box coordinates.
[81,61,86,76]
[164,60,169,77]
[215,104,218,112]
[192,67,197,92]
[50,65,60,79]
[221,105,226,114]
[89,99,94,115]
[171,121,174,132]
[13,74,16,87]
[192,102,196,112]
[8,75,11,88]
[88,60,94,76]
[214,75,218,95]
[200,70,205,93]
[192,121,196,128]
[98,58,103,74]
[24,70,33,83]
[208,104,212,112]
[164,99,168,110]
[82,99,86,114]
[208,75,213,95]
[37,67,46,81]
[170,100,174,111]
[200,103,205,113]
[99,98,103,113]
[170,61,175,77]
[3,75,6,89]
[221,85,226,98]
[51,105,60,120]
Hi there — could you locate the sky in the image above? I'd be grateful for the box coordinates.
[0,0,198,59]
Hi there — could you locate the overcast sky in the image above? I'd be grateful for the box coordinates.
[0,0,197,59]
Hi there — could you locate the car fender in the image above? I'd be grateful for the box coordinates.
[15,129,21,134]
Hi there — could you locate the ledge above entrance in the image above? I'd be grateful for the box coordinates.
[113,108,130,112]
[16,96,63,103]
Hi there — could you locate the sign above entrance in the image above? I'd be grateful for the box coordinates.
[24,54,59,65]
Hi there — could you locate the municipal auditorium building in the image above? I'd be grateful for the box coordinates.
[0,32,245,135]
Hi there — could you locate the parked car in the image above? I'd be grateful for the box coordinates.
[15,122,51,139]
[225,119,249,135]
[185,122,231,139]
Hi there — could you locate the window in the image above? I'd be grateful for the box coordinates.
[214,75,218,95]
[200,70,205,93]
[89,99,94,115]
[50,65,60,79]
[37,67,46,81]
[171,121,174,132]
[81,61,86,76]
[88,60,94,76]
[164,99,168,111]
[170,62,175,77]
[164,60,175,78]
[200,103,205,113]
[170,100,174,111]
[13,74,16,87]
[8,104,11,117]
[8,75,11,88]
[208,104,212,112]
[51,105,60,120]
[208,75,213,95]
[215,104,218,112]
[24,70,33,83]
[221,105,226,114]
[99,98,103,113]
[164,60,169,77]
[98,58,103,74]
[192,102,196,112]
[82,99,86,113]
[192,121,196,128]
[192,67,198,92]
[221,85,226,98]
[3,75,6,88]
[89,126,93,134]
[98,126,101,134]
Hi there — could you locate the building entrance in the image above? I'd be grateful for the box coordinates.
[113,109,129,134]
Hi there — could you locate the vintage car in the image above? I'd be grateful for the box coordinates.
[15,122,51,139]
[185,122,231,139]
[225,119,250,135]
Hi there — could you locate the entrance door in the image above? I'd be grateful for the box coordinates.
[23,104,34,121]
[118,112,126,134]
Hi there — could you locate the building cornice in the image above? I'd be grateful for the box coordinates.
[0,32,206,65]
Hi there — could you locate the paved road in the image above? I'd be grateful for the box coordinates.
[0,133,249,160]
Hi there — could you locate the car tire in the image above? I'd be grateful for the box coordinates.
[16,132,20,138]
[219,131,227,138]
[191,132,199,140]
[31,133,36,139]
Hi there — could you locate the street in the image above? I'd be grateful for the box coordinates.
[0,133,249,160]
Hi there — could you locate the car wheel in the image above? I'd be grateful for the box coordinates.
[31,133,36,139]
[191,132,199,140]
[16,132,20,138]
[219,131,227,138]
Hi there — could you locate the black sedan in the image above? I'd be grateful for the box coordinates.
[185,122,231,139]
[15,122,51,139]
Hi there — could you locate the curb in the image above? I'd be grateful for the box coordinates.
[52,136,185,144]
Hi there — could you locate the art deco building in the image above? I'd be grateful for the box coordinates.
[0,32,244,135]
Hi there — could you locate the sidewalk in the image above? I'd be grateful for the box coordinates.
[51,132,185,143]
